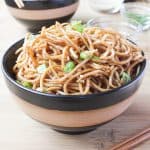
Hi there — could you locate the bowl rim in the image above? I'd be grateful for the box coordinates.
[87,18,131,27]
[2,38,147,99]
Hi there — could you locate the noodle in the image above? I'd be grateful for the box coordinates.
[13,22,145,95]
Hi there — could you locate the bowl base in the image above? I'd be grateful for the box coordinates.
[53,128,96,135]
[50,117,118,134]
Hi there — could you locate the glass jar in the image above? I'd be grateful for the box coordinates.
[88,0,125,14]
[87,18,139,43]
[120,4,150,31]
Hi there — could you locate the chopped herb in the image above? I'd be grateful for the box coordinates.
[71,21,85,33]
[121,72,131,84]
[22,81,33,89]
[37,64,47,74]
[92,56,100,61]
[64,61,75,73]
[16,80,21,84]
[80,51,93,60]
[16,80,32,88]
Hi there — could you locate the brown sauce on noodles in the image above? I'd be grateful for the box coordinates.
[13,22,145,95]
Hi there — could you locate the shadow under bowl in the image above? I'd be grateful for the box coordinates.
[2,39,146,134]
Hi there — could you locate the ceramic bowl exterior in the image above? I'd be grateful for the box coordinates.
[5,0,79,32]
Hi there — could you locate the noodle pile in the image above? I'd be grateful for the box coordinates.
[13,22,144,95]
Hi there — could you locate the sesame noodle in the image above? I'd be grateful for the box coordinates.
[13,22,144,95]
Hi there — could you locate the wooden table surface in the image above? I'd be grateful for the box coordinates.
[0,1,150,150]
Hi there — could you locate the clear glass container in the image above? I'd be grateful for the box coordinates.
[88,0,125,14]
[87,18,139,43]
[120,4,150,31]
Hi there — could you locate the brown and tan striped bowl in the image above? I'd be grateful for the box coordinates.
[2,39,146,134]
[5,0,79,32]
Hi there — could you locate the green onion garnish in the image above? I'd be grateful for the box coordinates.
[92,56,100,61]
[64,61,75,73]
[71,21,85,33]
[16,80,32,89]
[22,81,33,89]
[121,72,131,84]
[37,64,47,74]
[16,80,21,84]
[80,51,93,60]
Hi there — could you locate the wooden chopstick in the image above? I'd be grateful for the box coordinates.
[110,127,150,150]
[14,0,24,8]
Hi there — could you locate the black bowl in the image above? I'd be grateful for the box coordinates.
[2,39,146,134]
[5,0,79,32]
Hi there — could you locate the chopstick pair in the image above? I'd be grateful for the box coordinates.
[110,127,150,150]
[14,0,24,8]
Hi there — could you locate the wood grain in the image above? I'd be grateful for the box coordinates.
[0,0,150,150]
